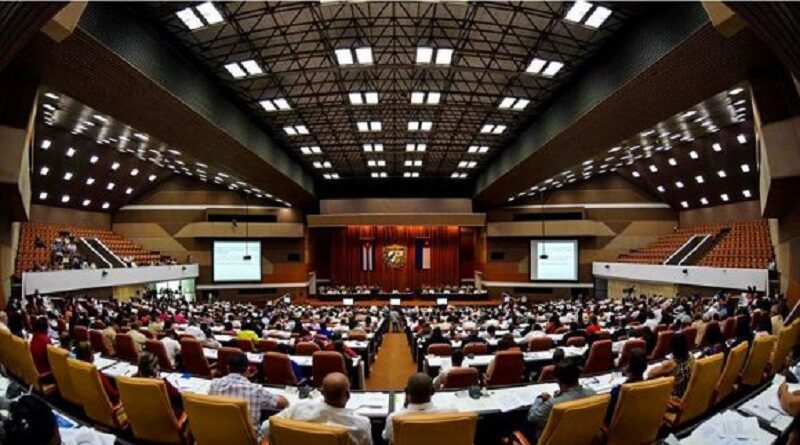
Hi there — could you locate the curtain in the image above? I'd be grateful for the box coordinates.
[328,226,462,291]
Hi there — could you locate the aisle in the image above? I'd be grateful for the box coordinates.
[365,332,417,390]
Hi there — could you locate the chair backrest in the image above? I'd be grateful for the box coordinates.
[647,330,674,360]
[312,351,346,386]
[617,339,646,368]
[740,334,776,386]
[554,327,569,334]
[0,331,17,376]
[654,324,668,334]
[115,333,140,363]
[713,341,749,405]
[66,358,120,429]
[263,352,298,386]
[675,353,724,426]
[528,337,554,352]
[462,342,488,355]
[699,321,719,347]
[770,322,800,375]
[682,327,698,350]
[427,343,453,356]
[606,378,674,445]
[182,392,257,445]
[537,394,610,445]
[12,336,46,393]
[594,331,612,341]
[180,338,214,377]
[347,332,367,341]
[583,340,612,374]
[217,347,242,376]
[537,365,555,383]
[296,341,322,356]
[46,345,82,405]
[140,329,156,340]
[721,317,736,339]
[117,376,182,444]
[257,339,279,353]
[392,412,477,445]
[89,329,114,356]
[565,336,585,347]
[486,350,525,387]
[443,367,479,389]
[145,339,175,371]
[235,338,255,352]
[73,325,89,342]
[269,416,351,445]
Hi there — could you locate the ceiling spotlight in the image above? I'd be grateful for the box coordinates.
[102,202,110,209]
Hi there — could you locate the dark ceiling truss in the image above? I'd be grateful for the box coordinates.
[139,1,640,179]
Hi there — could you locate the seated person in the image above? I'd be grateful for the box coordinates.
[2,395,60,445]
[433,349,465,390]
[209,352,289,429]
[605,347,647,423]
[525,360,596,441]
[134,352,183,418]
[263,372,372,445]
[160,329,181,368]
[29,316,52,374]
[383,373,448,443]
[561,322,587,344]
[647,333,695,400]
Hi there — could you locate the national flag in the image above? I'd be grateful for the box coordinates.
[415,238,431,270]
[361,241,374,271]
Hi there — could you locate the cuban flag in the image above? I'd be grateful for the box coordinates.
[415,238,431,270]
[361,241,374,271]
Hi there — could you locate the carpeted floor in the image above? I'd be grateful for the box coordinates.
[364,332,417,390]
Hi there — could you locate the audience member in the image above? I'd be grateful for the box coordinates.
[134,352,183,418]
[526,360,596,441]
[383,373,446,443]
[648,333,695,399]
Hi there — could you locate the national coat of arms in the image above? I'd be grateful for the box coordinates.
[382,244,407,269]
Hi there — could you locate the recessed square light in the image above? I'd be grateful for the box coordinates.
[107,182,115,190]
[86,177,95,185]
[39,166,49,176]
[631,171,640,178]
[565,0,593,23]
[657,186,665,193]
[742,189,752,198]
[66,147,76,157]
[720,193,729,202]
[335,48,353,66]
[61,195,70,203]
[416,46,433,64]
[125,187,133,195]
[695,175,704,183]
[63,172,73,181]
[355,47,373,64]
[700,197,709,205]
[737,134,747,144]
[680,201,688,208]
[82,199,91,207]
[584,5,612,28]
[675,181,684,188]
[689,151,698,159]
[717,170,726,178]
[111,162,120,170]
[542,61,564,77]
[435,48,453,65]
[40,139,51,150]
[130,168,139,176]
[102,202,110,209]
[741,164,750,172]
[38,192,48,200]
[712,143,722,152]
[649,165,658,173]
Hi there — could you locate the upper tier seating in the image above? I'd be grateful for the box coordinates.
[16,222,170,277]
[617,224,724,265]
[697,220,773,269]
[618,220,773,269]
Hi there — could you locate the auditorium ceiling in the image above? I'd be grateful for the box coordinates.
[32,89,291,212]
[507,85,760,210]
[136,1,644,182]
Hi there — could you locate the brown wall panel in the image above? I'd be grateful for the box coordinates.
[678,200,762,226]
[30,204,111,230]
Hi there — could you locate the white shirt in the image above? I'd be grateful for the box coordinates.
[263,399,372,445]
[383,402,447,443]
[185,325,206,341]
[160,337,181,366]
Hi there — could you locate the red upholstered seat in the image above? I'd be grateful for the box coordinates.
[682,327,698,350]
[648,330,674,360]
[295,342,321,356]
[538,365,556,383]
[463,342,488,355]
[427,344,453,356]
[235,338,254,352]
[114,333,140,363]
[256,339,278,353]
[566,337,585,347]
[583,340,612,374]
[312,351,346,386]
[180,338,216,378]
[216,347,242,376]
[263,352,298,386]
[443,367,479,389]
[528,337,554,352]
[617,339,646,368]
[485,350,525,387]
[144,339,174,371]
[74,325,89,342]
[89,329,114,357]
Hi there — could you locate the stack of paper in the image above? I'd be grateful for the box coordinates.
[349,392,390,417]
[102,362,136,377]
[680,410,774,444]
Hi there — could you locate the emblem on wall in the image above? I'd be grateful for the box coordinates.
[382,244,407,269]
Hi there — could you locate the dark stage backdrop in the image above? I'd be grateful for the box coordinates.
[326,226,464,291]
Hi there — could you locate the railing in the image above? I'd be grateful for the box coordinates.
[21,264,199,296]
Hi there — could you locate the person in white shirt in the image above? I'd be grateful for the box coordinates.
[160,330,181,367]
[383,373,447,443]
[433,349,465,390]
[184,322,206,341]
[263,372,372,445]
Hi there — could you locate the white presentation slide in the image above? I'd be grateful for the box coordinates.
[213,241,262,282]
[530,239,578,281]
